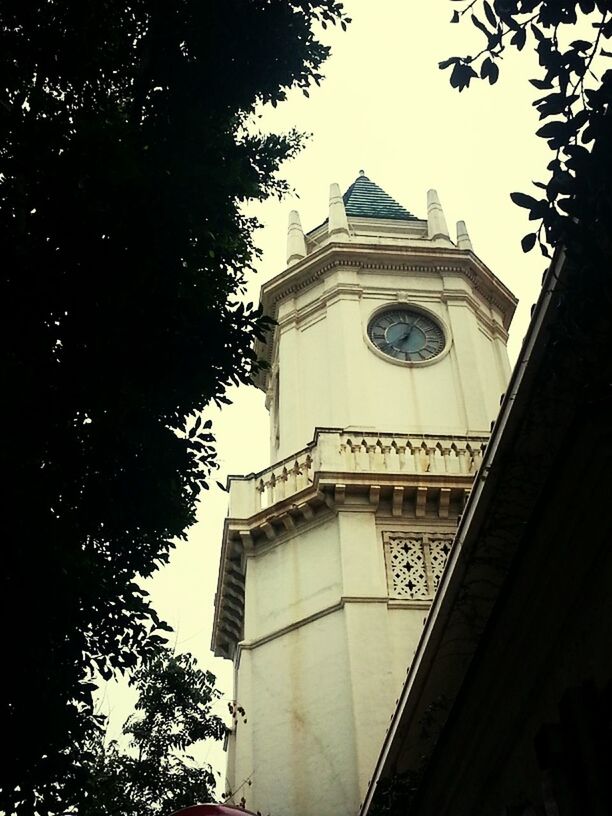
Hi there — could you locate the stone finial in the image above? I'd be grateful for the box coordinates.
[427,189,451,243]
[287,209,307,266]
[328,183,350,241]
[456,220,474,251]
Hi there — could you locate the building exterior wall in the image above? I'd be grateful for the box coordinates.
[227,511,433,816]
[271,265,510,459]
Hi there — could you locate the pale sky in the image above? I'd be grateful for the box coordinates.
[101,0,550,789]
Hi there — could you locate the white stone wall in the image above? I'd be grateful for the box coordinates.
[242,517,342,642]
[271,264,510,459]
[226,513,440,816]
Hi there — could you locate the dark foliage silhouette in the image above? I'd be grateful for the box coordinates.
[441,0,612,263]
[0,1,348,812]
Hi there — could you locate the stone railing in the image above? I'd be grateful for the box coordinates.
[227,429,487,519]
[330,431,485,477]
[228,447,315,518]
[256,453,314,510]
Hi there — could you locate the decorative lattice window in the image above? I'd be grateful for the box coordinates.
[383,532,454,600]
[429,537,453,592]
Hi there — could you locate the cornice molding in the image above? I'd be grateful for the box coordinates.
[260,243,516,327]
[254,243,516,387]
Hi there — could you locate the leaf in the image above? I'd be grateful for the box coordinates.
[439,57,460,69]
[470,13,490,38]
[510,192,540,210]
[450,62,478,91]
[483,1,497,28]
[547,170,574,196]
[582,125,594,143]
[557,197,576,215]
[572,109,589,129]
[529,78,553,90]
[565,144,590,160]
[480,57,500,85]
[570,40,592,52]
[536,120,567,139]
[451,10,460,23]
[535,93,579,117]
[511,27,527,50]
[527,199,549,220]
[521,233,537,252]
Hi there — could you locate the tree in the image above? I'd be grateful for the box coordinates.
[0,2,349,812]
[440,0,612,265]
[61,650,226,816]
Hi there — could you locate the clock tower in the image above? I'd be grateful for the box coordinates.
[212,172,516,816]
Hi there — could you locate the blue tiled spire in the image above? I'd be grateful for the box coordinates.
[343,170,417,221]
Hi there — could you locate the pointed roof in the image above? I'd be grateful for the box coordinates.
[343,171,418,221]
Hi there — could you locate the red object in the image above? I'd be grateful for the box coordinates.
[171,806,258,816]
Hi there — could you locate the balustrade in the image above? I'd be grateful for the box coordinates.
[257,454,313,509]
[338,433,483,476]
[227,430,487,518]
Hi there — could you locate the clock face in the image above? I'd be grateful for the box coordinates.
[368,308,445,362]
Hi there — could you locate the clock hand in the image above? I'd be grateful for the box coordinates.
[399,325,413,344]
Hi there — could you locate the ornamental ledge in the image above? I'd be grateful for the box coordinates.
[260,243,515,326]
